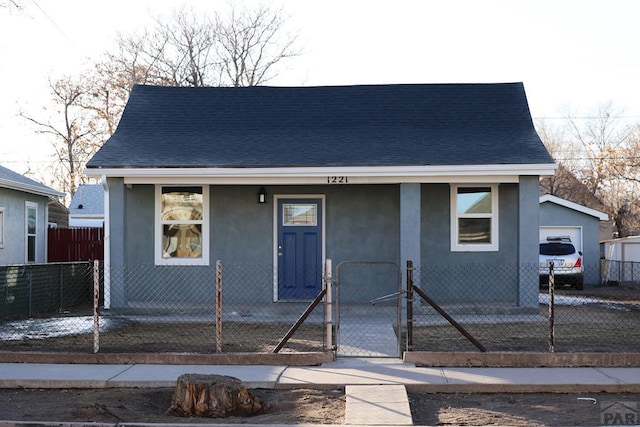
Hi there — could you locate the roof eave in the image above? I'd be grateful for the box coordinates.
[0,179,65,198]
[539,194,609,221]
[86,163,557,184]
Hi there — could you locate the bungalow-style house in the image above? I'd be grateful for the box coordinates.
[68,184,104,228]
[85,83,556,310]
[0,165,65,265]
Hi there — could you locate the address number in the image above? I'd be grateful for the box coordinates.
[327,176,348,184]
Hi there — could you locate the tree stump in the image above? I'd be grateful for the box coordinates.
[167,374,270,418]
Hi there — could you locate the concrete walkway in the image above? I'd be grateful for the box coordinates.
[3,358,640,426]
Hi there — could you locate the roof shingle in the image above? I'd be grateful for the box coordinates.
[86,83,554,169]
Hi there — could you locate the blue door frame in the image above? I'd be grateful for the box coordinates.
[276,197,323,300]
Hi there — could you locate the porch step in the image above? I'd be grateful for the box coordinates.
[345,384,413,425]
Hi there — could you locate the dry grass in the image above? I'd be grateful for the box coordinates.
[2,284,639,354]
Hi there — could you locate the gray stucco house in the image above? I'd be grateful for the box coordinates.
[85,83,556,310]
[0,165,65,265]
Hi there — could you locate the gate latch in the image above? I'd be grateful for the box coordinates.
[371,291,406,305]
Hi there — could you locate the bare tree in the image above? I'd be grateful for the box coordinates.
[538,105,640,237]
[20,76,97,200]
[109,4,299,88]
[26,3,300,198]
[0,0,22,10]
[110,7,218,87]
[565,103,632,195]
[216,4,299,87]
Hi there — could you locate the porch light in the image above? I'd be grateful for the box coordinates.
[258,187,267,204]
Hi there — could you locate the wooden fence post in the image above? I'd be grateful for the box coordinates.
[324,258,333,352]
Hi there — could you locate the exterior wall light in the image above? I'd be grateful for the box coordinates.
[258,187,267,204]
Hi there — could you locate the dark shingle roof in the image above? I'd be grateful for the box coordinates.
[0,165,64,197]
[86,83,554,169]
[68,184,104,215]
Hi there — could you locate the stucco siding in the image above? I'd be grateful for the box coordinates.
[106,181,538,308]
[420,183,522,305]
[323,184,400,303]
[0,187,49,265]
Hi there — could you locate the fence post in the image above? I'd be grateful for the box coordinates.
[548,261,555,353]
[58,264,63,313]
[324,258,333,352]
[406,260,414,352]
[27,269,32,318]
[93,260,100,354]
[215,260,223,353]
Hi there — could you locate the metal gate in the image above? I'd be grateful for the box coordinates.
[334,261,402,357]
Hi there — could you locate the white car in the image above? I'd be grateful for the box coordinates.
[539,236,584,289]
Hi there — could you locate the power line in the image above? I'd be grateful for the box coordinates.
[534,115,640,120]
[30,0,82,53]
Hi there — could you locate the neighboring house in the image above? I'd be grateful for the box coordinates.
[85,83,556,309]
[47,197,69,228]
[539,194,609,285]
[601,236,640,284]
[602,235,640,263]
[0,165,65,265]
[68,184,104,228]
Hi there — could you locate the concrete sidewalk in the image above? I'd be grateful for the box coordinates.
[3,358,640,426]
[2,358,640,392]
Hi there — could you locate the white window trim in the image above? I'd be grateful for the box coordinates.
[450,184,499,252]
[0,207,4,249]
[154,185,210,266]
[25,201,37,262]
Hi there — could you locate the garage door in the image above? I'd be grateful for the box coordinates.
[539,226,583,253]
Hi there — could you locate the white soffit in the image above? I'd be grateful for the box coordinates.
[87,164,557,185]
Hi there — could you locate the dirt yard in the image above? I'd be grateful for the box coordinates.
[2,282,640,354]
[2,388,640,425]
[0,387,345,424]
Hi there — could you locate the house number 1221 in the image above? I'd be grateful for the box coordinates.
[327,176,348,184]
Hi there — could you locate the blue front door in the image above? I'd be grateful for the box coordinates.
[277,198,322,300]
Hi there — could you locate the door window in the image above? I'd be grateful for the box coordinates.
[283,204,317,226]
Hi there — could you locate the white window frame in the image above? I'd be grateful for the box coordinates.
[25,201,37,262]
[154,185,210,266]
[450,184,499,252]
[0,207,4,249]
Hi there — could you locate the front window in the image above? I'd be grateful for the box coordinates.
[451,185,499,251]
[25,202,37,262]
[155,185,209,265]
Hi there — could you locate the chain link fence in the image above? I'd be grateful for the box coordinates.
[0,262,95,351]
[0,261,327,354]
[1,260,639,355]
[0,262,94,320]
[602,259,640,285]
[409,262,640,353]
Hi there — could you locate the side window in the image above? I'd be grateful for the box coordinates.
[450,184,499,252]
[25,202,37,262]
[0,207,4,249]
[155,185,209,265]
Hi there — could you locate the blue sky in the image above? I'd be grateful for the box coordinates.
[1,0,638,177]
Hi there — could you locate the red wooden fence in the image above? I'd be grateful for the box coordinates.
[48,227,104,262]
